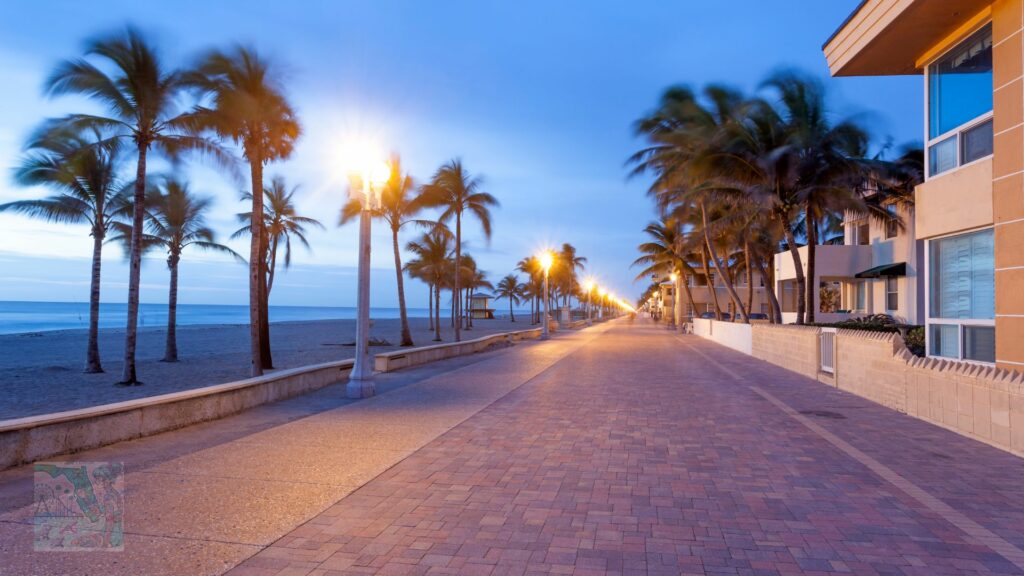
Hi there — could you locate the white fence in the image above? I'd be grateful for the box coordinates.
[691,318,753,355]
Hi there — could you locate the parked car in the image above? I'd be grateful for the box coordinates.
[698,312,731,321]
[747,313,768,320]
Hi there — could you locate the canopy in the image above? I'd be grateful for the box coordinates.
[854,262,906,279]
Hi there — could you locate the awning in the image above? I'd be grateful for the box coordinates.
[855,262,906,279]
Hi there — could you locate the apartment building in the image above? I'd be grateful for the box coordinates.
[774,201,924,325]
[825,0,1022,370]
[657,271,770,322]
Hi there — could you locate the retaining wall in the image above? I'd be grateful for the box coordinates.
[0,359,354,471]
[375,328,543,372]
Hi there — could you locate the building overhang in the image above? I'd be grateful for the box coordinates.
[855,262,907,278]
[824,0,991,76]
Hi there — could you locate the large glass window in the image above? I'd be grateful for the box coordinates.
[927,24,993,176]
[929,229,994,319]
[855,281,866,311]
[886,277,899,311]
[927,228,995,363]
[929,24,992,138]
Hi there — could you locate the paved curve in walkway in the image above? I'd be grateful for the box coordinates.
[229,318,1024,576]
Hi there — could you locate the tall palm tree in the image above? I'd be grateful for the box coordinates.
[188,45,300,375]
[114,178,241,362]
[632,218,699,323]
[235,176,323,295]
[420,160,499,341]
[44,27,221,384]
[495,274,521,322]
[340,157,428,346]
[405,228,452,342]
[3,127,129,373]
[516,256,543,324]
[763,72,868,323]
[557,243,587,308]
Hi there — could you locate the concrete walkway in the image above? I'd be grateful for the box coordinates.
[0,322,614,575]
[228,318,1024,576]
[4,318,1024,575]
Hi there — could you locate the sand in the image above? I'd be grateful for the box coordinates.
[0,315,536,419]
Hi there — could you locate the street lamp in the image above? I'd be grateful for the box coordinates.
[539,250,554,340]
[669,271,682,331]
[583,279,595,326]
[347,160,391,399]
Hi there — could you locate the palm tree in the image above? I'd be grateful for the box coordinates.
[114,178,241,362]
[632,218,699,323]
[405,228,452,341]
[420,160,499,341]
[44,27,221,384]
[516,256,543,324]
[495,274,521,322]
[235,176,322,294]
[3,127,128,373]
[188,45,300,375]
[557,243,587,308]
[340,157,428,346]
[762,71,868,323]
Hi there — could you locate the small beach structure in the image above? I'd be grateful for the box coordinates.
[469,293,496,319]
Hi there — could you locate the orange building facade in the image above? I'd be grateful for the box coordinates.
[825,0,1024,371]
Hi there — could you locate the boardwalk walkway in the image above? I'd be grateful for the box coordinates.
[3,318,1024,575]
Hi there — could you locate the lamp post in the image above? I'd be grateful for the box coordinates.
[540,250,554,340]
[347,162,390,399]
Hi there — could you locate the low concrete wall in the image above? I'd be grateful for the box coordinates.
[692,319,753,356]
[375,328,543,373]
[0,359,354,471]
[697,323,1024,457]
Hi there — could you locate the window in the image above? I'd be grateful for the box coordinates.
[885,206,899,239]
[856,222,870,245]
[855,281,867,311]
[760,303,768,314]
[927,228,995,363]
[927,24,993,177]
[886,277,899,311]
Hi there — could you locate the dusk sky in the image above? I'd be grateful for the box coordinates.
[0,1,923,309]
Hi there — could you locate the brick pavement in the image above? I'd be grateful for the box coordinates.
[230,318,1024,576]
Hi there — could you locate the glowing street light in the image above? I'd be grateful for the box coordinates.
[669,271,681,332]
[539,250,555,340]
[346,158,391,399]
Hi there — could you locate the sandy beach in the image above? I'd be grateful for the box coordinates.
[0,315,535,419]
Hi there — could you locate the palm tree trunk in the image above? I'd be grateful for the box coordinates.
[392,226,413,346]
[119,142,148,385]
[782,220,807,325]
[744,240,754,317]
[464,288,472,330]
[701,202,749,323]
[453,213,462,342]
[680,271,697,323]
[259,232,273,369]
[163,253,179,362]
[510,297,515,322]
[700,246,722,320]
[758,261,782,324]
[247,160,264,377]
[428,283,434,331]
[805,207,817,324]
[85,228,104,373]
[437,287,443,339]
[267,235,279,296]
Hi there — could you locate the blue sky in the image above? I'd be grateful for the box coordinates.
[0,1,923,308]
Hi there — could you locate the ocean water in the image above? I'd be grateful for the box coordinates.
[0,301,433,335]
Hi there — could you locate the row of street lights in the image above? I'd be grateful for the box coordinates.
[344,166,632,399]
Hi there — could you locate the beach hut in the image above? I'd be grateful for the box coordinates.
[469,293,496,319]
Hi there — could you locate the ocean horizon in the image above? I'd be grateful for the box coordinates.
[0,300,439,335]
